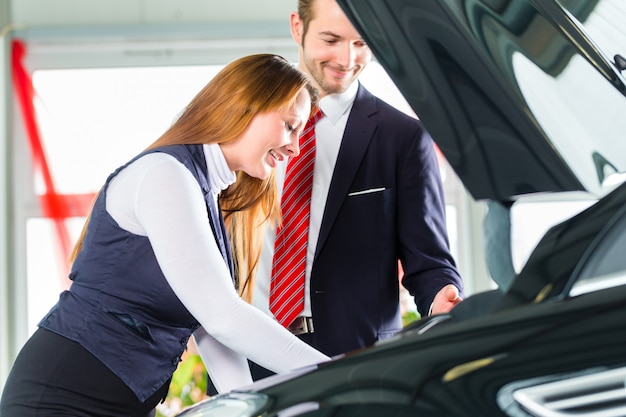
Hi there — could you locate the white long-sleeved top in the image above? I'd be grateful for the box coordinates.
[106,143,330,394]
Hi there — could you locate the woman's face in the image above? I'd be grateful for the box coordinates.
[221,89,312,180]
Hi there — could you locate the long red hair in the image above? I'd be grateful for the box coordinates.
[70,54,319,303]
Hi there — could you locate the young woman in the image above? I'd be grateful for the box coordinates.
[0,53,329,417]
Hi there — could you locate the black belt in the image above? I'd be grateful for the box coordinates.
[287,316,314,335]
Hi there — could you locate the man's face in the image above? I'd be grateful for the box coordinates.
[291,0,373,97]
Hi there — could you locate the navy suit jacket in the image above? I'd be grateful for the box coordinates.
[308,84,462,357]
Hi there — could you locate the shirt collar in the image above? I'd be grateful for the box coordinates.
[203,143,236,195]
[318,80,359,125]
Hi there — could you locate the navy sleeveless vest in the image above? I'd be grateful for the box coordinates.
[39,144,234,402]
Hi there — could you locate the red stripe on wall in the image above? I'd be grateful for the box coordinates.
[11,39,95,286]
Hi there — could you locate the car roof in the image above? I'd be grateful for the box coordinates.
[338,0,626,201]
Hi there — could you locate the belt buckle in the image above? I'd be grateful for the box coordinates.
[288,317,314,335]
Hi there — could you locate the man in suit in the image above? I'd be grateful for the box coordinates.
[252,0,464,363]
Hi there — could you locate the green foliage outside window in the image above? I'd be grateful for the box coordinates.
[402,310,420,326]
[156,352,208,417]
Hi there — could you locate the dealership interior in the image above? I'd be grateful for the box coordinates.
[1,0,604,406]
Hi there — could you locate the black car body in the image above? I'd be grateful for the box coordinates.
[177,1,626,416]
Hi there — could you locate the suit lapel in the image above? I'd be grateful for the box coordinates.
[314,85,378,261]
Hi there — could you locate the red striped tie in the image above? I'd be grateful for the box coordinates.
[270,107,324,327]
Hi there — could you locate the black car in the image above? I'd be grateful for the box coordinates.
[176,1,626,416]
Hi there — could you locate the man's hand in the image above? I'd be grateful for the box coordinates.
[431,284,463,315]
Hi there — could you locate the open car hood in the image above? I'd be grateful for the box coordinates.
[338,0,626,200]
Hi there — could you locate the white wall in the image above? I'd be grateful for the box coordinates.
[10,0,293,25]
[0,0,12,391]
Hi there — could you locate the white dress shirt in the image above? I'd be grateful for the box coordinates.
[254,81,359,317]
